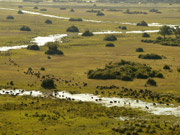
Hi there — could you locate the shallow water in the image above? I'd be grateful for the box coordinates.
[0,34,68,51]
[0,30,158,52]
[1,89,180,117]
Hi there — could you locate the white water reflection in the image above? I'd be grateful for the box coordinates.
[0,89,180,117]
[0,34,68,51]
[0,30,158,52]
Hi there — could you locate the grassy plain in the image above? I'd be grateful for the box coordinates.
[0,1,180,135]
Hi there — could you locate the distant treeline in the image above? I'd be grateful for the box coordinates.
[97,0,180,3]
[22,0,180,3]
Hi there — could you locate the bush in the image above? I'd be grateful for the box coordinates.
[40,9,47,11]
[41,79,55,89]
[27,45,40,50]
[70,9,74,12]
[156,73,164,78]
[96,11,105,16]
[6,15,14,20]
[163,64,170,70]
[60,8,66,10]
[138,54,162,59]
[136,48,144,52]
[137,21,148,26]
[34,6,38,9]
[121,26,127,30]
[20,26,31,31]
[41,67,45,71]
[146,79,157,86]
[105,43,115,47]
[82,30,93,36]
[104,35,117,41]
[45,42,64,55]
[45,19,52,24]
[177,67,180,72]
[18,6,23,8]
[156,36,163,40]
[66,25,79,32]
[142,33,150,38]
[18,10,23,14]
[69,18,82,21]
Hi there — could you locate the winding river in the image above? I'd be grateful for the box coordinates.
[0,7,179,27]
[0,89,180,117]
[0,30,159,52]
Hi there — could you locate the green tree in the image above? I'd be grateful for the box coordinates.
[172,26,180,38]
[158,25,172,39]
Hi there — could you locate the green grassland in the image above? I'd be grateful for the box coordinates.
[0,1,180,135]
[1,95,180,135]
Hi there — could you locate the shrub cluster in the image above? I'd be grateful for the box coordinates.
[41,79,55,89]
[87,60,163,81]
[18,10,23,14]
[96,11,105,16]
[69,18,83,21]
[6,15,14,20]
[20,26,31,31]
[142,37,180,46]
[146,78,157,86]
[138,54,162,59]
[142,33,150,37]
[66,25,79,32]
[34,6,38,9]
[136,48,144,52]
[118,26,127,30]
[163,64,170,70]
[45,42,64,55]
[45,19,52,24]
[105,43,115,47]
[27,45,40,50]
[137,21,148,26]
[82,30,93,36]
[40,9,47,11]
[104,35,117,41]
